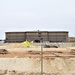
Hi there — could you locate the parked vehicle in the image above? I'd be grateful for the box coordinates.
[44,45,58,48]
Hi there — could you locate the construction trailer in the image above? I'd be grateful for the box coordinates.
[5,31,69,43]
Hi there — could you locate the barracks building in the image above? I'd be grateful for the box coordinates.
[5,31,69,43]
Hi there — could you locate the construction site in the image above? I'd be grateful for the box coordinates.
[0,40,75,75]
[1,0,75,74]
[0,30,75,75]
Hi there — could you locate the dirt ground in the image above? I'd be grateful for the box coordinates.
[0,46,75,58]
[0,43,75,75]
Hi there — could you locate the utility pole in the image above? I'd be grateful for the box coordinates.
[41,38,43,75]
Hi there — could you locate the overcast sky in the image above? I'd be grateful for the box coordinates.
[0,0,75,39]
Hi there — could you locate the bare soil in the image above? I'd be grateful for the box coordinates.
[0,43,75,75]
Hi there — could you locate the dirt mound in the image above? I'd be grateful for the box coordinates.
[0,58,75,75]
[0,69,74,75]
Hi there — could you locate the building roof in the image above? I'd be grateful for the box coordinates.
[6,31,69,33]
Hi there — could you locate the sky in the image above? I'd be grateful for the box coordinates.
[0,0,75,39]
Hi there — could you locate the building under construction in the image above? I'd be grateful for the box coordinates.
[5,31,69,43]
